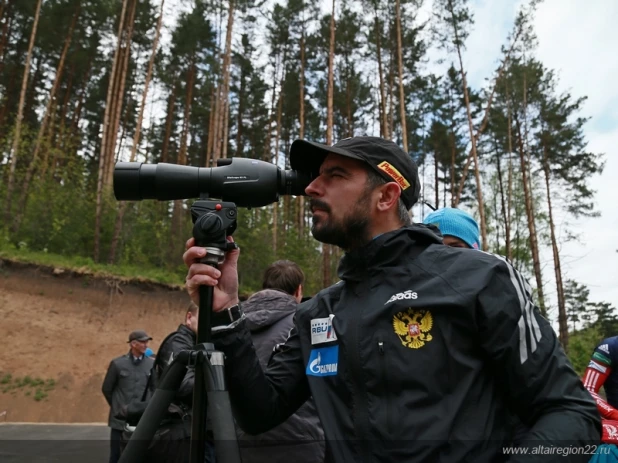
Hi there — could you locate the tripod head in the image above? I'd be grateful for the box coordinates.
[191,199,238,266]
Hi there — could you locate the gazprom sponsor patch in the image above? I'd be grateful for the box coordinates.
[306,346,339,377]
[588,360,608,374]
[593,351,612,365]
[310,314,337,345]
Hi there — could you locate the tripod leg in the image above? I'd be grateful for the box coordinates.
[204,351,241,463]
[119,357,188,463]
[191,351,207,463]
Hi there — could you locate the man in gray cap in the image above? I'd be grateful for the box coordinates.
[102,330,154,463]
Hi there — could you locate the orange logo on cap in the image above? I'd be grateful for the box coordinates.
[377,161,410,190]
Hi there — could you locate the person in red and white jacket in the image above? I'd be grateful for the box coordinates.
[583,337,618,443]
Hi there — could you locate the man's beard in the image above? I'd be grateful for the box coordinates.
[310,190,372,251]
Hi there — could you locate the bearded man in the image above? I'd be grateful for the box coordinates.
[183,137,600,462]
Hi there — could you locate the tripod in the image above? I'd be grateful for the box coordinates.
[119,198,242,463]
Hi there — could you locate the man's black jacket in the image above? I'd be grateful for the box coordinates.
[156,324,196,410]
[214,225,601,462]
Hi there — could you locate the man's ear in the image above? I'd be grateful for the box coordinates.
[376,182,401,212]
[294,284,303,303]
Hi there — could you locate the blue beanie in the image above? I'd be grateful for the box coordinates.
[423,207,480,250]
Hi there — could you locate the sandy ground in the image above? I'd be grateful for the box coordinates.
[0,259,191,424]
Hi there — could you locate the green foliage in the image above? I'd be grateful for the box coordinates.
[0,373,56,402]
[567,327,602,377]
[0,245,185,285]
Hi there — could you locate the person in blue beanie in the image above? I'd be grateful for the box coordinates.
[423,207,480,250]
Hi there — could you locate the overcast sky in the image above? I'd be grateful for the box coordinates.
[449,0,618,312]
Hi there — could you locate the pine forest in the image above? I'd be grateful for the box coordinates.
[0,0,613,362]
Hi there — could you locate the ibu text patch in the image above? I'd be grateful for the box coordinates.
[306,346,339,377]
[310,315,337,345]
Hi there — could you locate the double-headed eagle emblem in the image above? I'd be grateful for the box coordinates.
[393,308,433,349]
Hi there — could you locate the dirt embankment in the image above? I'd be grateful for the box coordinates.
[0,258,191,424]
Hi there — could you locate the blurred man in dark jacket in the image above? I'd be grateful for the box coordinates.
[145,302,214,463]
[239,260,325,463]
[102,330,154,463]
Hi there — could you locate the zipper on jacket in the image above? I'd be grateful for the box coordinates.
[378,340,392,437]
[347,299,372,462]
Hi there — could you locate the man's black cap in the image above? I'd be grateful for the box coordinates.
[127,330,152,343]
[289,136,420,209]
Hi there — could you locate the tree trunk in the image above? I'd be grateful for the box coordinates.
[13,0,80,234]
[95,0,129,262]
[161,85,177,163]
[449,130,456,206]
[69,54,92,143]
[299,31,306,140]
[395,0,407,150]
[298,27,306,234]
[374,10,387,138]
[105,0,138,187]
[542,137,567,348]
[433,152,439,208]
[109,0,165,265]
[452,24,523,207]
[495,144,509,257]
[446,0,487,250]
[221,89,230,158]
[209,82,221,161]
[387,47,394,139]
[262,54,280,161]
[322,0,336,289]
[235,75,244,157]
[213,0,235,161]
[344,65,350,137]
[515,114,546,315]
[99,0,128,182]
[130,0,164,163]
[505,79,514,261]
[272,44,287,254]
[205,84,215,165]
[4,0,41,223]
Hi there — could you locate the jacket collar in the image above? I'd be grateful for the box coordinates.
[177,323,196,341]
[337,224,443,283]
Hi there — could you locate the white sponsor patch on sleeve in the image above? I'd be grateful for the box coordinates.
[600,344,610,354]
[310,314,337,345]
[589,360,608,374]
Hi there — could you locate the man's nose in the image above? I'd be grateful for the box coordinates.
[305,176,322,197]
